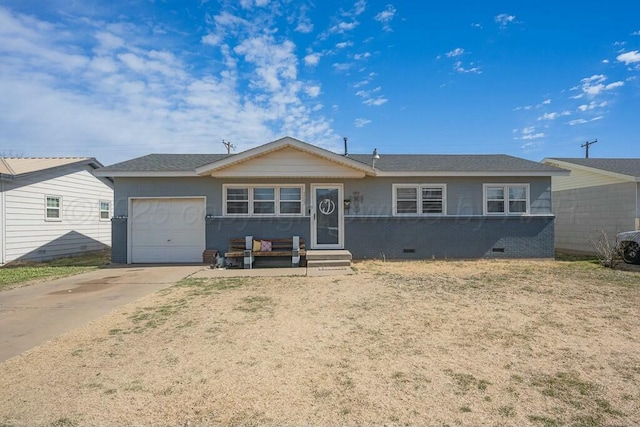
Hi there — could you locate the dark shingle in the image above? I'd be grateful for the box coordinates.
[100,154,231,172]
[549,158,640,178]
[100,152,564,174]
[349,154,562,172]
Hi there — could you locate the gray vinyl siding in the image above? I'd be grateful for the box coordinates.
[111,175,554,262]
[345,216,554,259]
[2,166,113,263]
[552,182,637,253]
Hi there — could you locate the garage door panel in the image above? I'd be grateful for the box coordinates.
[130,198,205,263]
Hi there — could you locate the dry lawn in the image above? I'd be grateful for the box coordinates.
[1,259,639,427]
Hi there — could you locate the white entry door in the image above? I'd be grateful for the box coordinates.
[311,184,343,249]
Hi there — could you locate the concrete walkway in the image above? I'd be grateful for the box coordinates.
[0,265,204,362]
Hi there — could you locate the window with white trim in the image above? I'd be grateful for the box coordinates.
[45,195,62,220]
[224,185,304,216]
[484,184,529,215]
[99,201,111,220]
[393,184,446,215]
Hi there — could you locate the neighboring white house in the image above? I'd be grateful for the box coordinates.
[0,157,113,264]
[542,158,640,254]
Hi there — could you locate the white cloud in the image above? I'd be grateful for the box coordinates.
[521,132,545,140]
[471,23,482,29]
[354,52,371,60]
[0,6,340,163]
[631,30,640,36]
[515,126,544,140]
[537,111,570,120]
[374,5,397,31]
[446,48,464,58]
[295,20,313,33]
[201,33,221,46]
[574,74,624,97]
[363,97,387,106]
[454,61,481,74]
[354,117,371,127]
[542,99,551,105]
[304,85,321,97]
[495,13,516,27]
[353,0,367,16]
[329,21,359,34]
[567,118,587,126]
[332,62,352,71]
[239,0,269,9]
[567,116,603,126]
[336,41,352,49]
[234,35,298,91]
[617,50,640,65]
[577,101,607,111]
[304,52,321,66]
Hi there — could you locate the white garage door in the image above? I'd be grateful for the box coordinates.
[130,198,205,263]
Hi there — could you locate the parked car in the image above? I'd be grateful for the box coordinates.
[617,231,640,264]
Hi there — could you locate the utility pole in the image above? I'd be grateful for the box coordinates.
[581,139,597,158]
[222,140,235,154]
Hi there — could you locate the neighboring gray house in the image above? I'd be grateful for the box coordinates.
[95,137,567,264]
[542,158,640,254]
[0,157,113,264]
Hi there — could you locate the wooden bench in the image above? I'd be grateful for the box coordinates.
[224,236,306,268]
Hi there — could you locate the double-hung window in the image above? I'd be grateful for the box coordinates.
[45,195,62,221]
[484,184,529,215]
[224,185,303,216]
[393,184,446,215]
[99,201,111,220]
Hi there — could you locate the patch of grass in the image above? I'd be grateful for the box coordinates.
[50,418,78,427]
[530,371,624,421]
[124,298,190,334]
[554,252,599,263]
[528,415,561,427]
[460,406,472,413]
[312,389,332,399]
[444,369,491,394]
[498,405,515,417]
[234,295,274,313]
[532,371,596,406]
[0,251,110,291]
[176,277,247,295]
[595,398,625,416]
[571,414,604,427]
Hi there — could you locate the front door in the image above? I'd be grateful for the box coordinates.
[311,184,343,249]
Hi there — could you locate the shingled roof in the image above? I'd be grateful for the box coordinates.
[545,158,640,178]
[99,154,231,172]
[349,154,561,173]
[101,152,562,174]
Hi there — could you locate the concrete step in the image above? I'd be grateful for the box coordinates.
[306,259,351,268]
[306,250,352,261]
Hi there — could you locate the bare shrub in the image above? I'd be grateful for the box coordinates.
[589,229,621,269]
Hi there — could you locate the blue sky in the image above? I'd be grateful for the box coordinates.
[1,1,639,165]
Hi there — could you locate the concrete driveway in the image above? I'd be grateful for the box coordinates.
[0,265,204,362]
